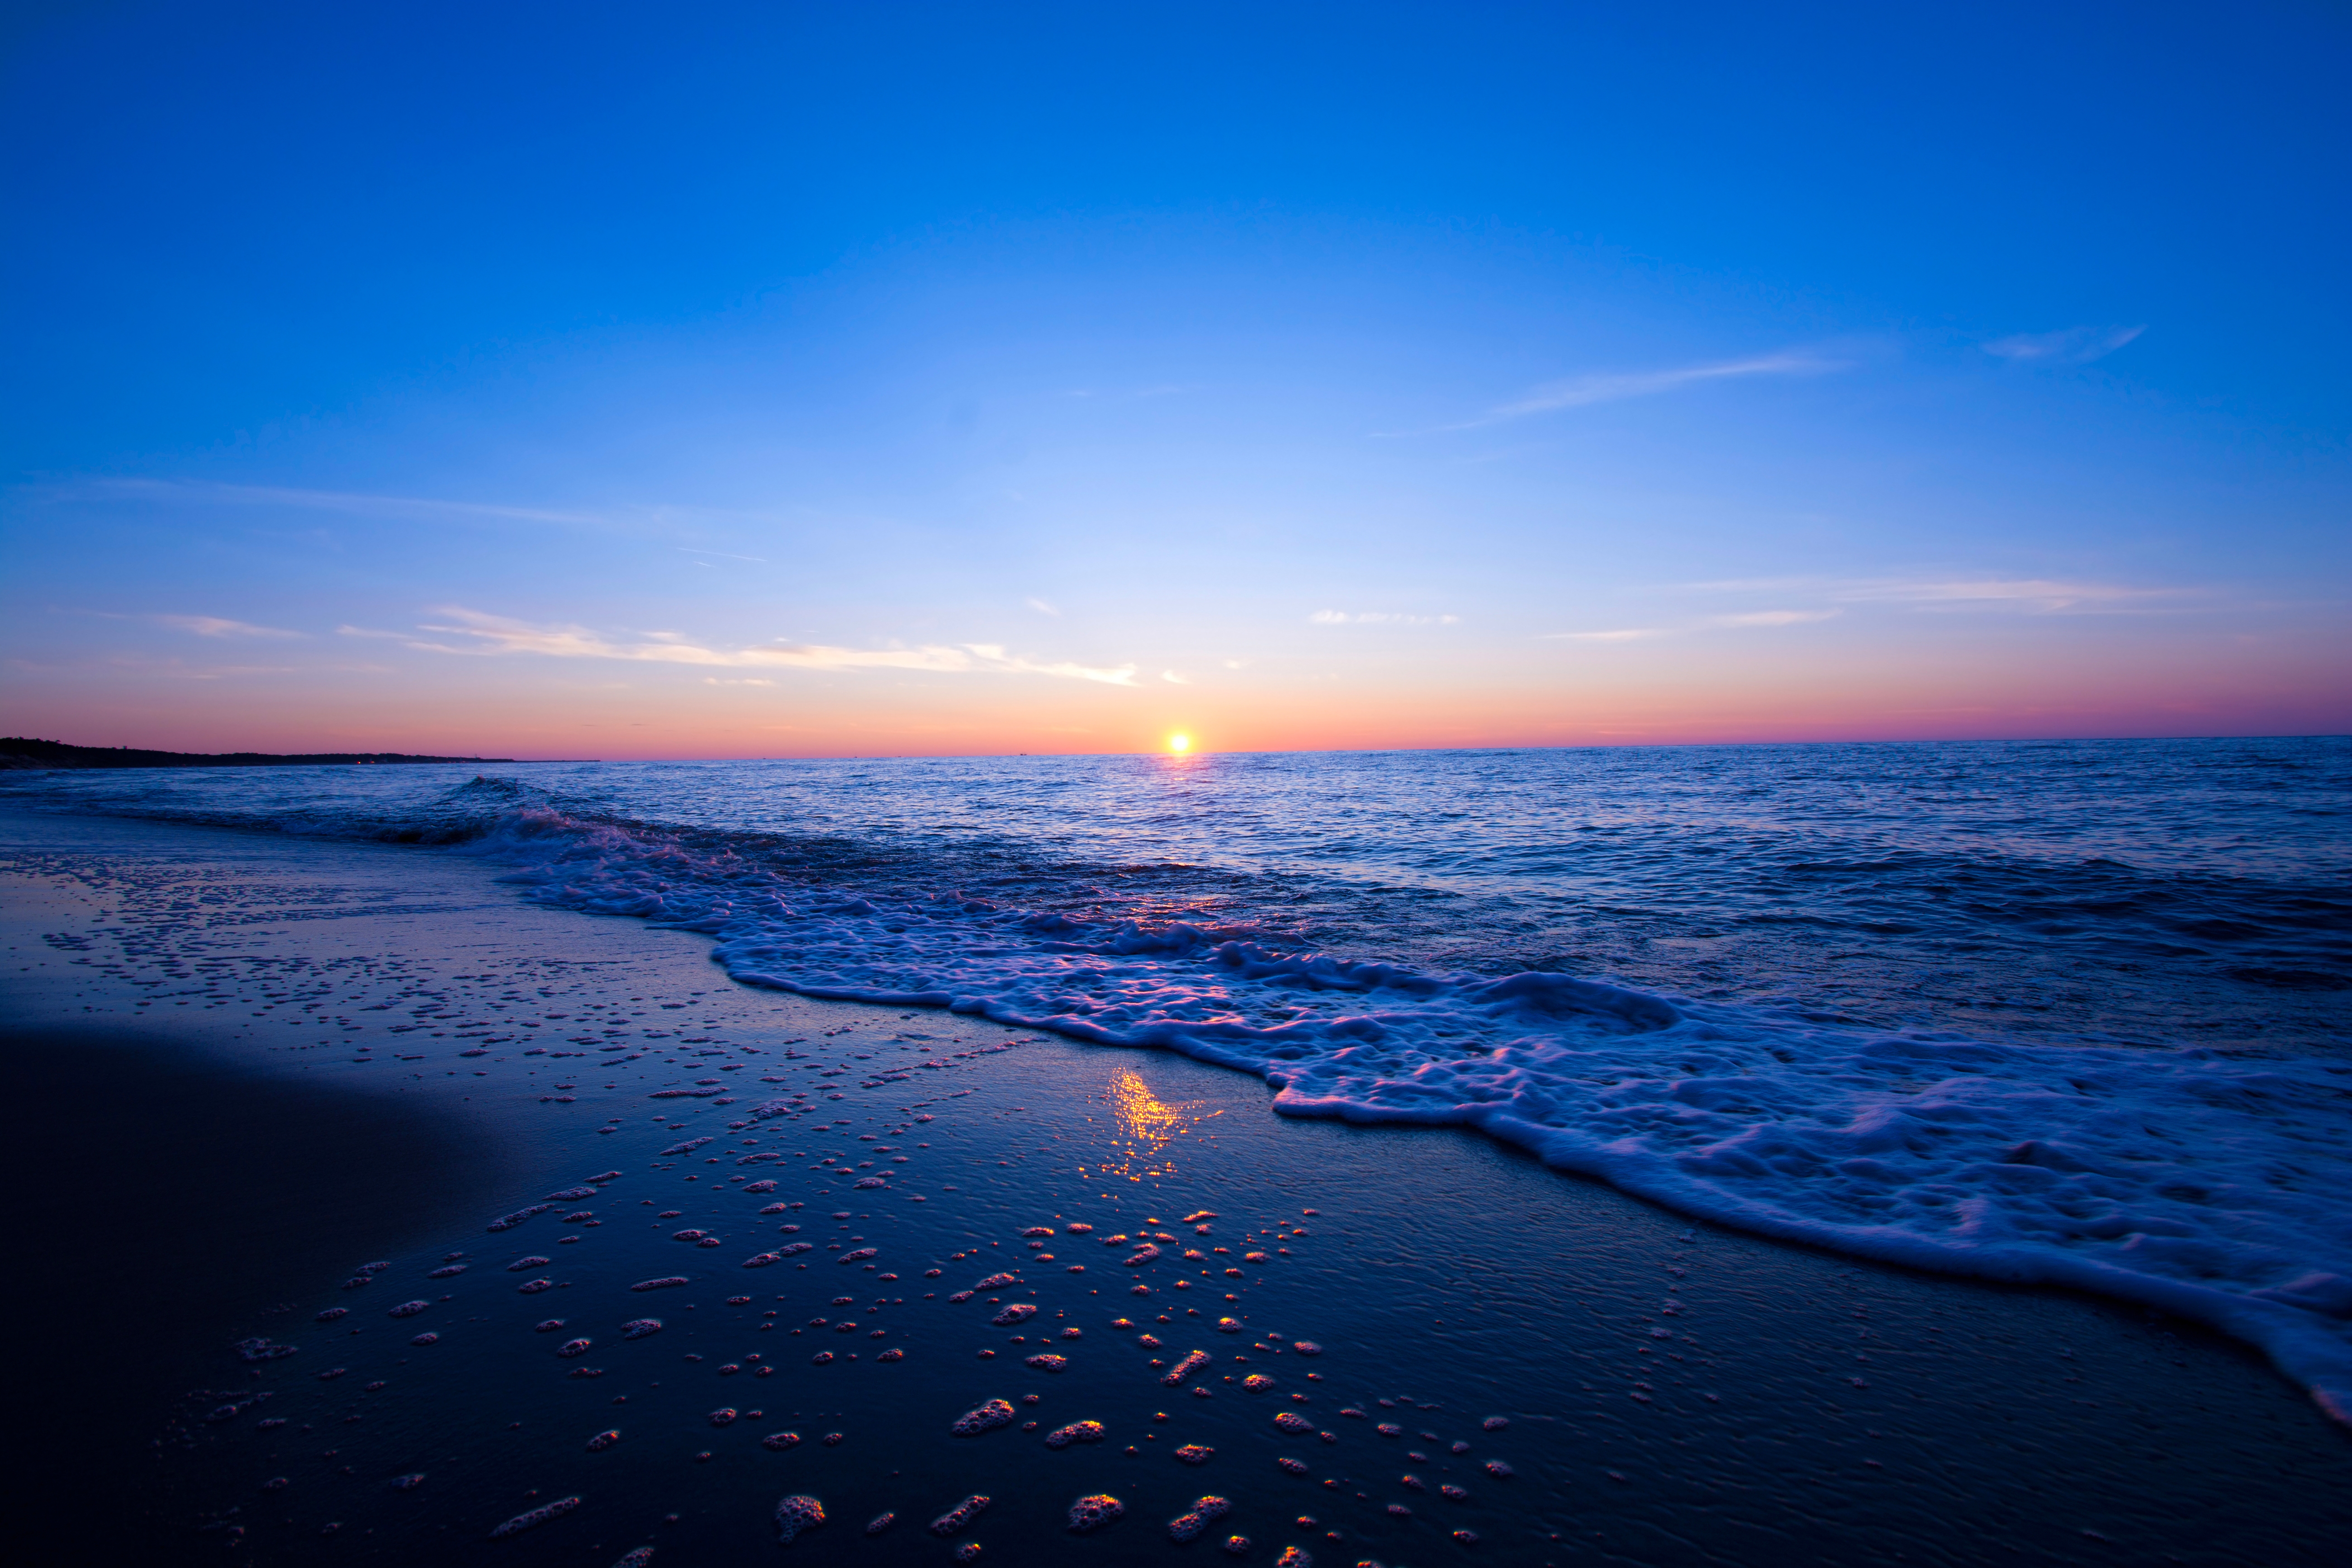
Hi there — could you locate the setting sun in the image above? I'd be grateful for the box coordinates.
[1167,733,1191,753]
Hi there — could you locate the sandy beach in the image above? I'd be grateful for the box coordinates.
[5,806,2348,1566]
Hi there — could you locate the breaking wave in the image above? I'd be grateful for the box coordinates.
[456,801,2352,1424]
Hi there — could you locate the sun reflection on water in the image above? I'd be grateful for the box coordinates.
[1094,1068,1219,1184]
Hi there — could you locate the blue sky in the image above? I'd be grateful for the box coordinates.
[3,1,2345,755]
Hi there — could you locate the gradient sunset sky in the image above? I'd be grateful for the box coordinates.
[4,2,2346,758]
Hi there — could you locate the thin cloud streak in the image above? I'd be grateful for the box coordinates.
[1983,325,2145,365]
[83,478,606,527]
[1310,610,1461,625]
[364,608,1139,686]
[100,611,305,639]
[1691,576,2190,612]
[1450,352,1846,430]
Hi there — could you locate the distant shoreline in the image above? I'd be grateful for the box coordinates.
[0,736,525,770]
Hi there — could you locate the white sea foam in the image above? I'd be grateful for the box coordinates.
[438,805,2339,1421]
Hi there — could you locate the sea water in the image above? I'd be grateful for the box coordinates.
[6,738,2348,1416]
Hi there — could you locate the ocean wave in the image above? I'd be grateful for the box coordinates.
[460,803,2352,1424]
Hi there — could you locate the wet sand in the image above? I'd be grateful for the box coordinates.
[5,1024,517,1563]
[3,807,2348,1566]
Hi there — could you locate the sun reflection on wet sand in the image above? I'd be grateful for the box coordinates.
[1095,1068,1220,1183]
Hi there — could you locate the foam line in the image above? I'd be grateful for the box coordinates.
[437,804,2343,1421]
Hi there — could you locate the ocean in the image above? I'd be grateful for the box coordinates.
[5,737,2349,1418]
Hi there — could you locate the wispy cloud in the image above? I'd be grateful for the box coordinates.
[1709,609,1840,627]
[678,546,767,564]
[1448,351,1846,430]
[91,611,304,639]
[1310,610,1461,626]
[1983,325,2145,365]
[1160,670,1190,684]
[1693,576,2186,613]
[82,478,606,527]
[357,608,1138,686]
[1026,597,1061,617]
[1542,610,1837,642]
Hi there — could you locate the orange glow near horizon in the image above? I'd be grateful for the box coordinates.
[1167,732,1192,753]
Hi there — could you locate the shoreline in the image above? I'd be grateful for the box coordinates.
[4,807,2349,1564]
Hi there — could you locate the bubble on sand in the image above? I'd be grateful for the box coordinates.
[1276,1457,1308,1474]
[586,1429,621,1451]
[388,1300,430,1318]
[535,1319,568,1332]
[743,1252,782,1268]
[428,1264,468,1278]
[1162,1350,1211,1386]
[507,1256,551,1271]
[518,1278,555,1294]
[763,1431,801,1450]
[557,1338,593,1358]
[1293,1341,1322,1356]
[1275,1549,1311,1568]
[1481,1416,1508,1431]
[929,1495,991,1535]
[952,1399,1015,1436]
[810,1351,834,1365]
[234,1337,297,1361]
[865,1512,895,1535]
[1223,1536,1251,1555]
[411,1331,439,1345]
[773,1494,825,1545]
[992,1303,1038,1326]
[1452,1529,1479,1544]
[610,1549,654,1568]
[488,1204,555,1232]
[1243,1374,1276,1391]
[1215,1317,1241,1333]
[1175,1445,1214,1464]
[1021,1227,1056,1237]
[1440,1484,1468,1501]
[314,1308,347,1322]
[877,1347,905,1361]
[710,1408,738,1426]
[975,1272,1017,1289]
[1484,1460,1513,1477]
[488,1495,580,1538]
[631,1277,688,1292]
[840,1247,878,1263]
[1275,1412,1315,1432]
[1045,1421,1106,1449]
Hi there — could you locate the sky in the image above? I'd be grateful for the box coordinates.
[3,0,2347,758]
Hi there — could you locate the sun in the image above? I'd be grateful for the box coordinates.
[1167,733,1192,754]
